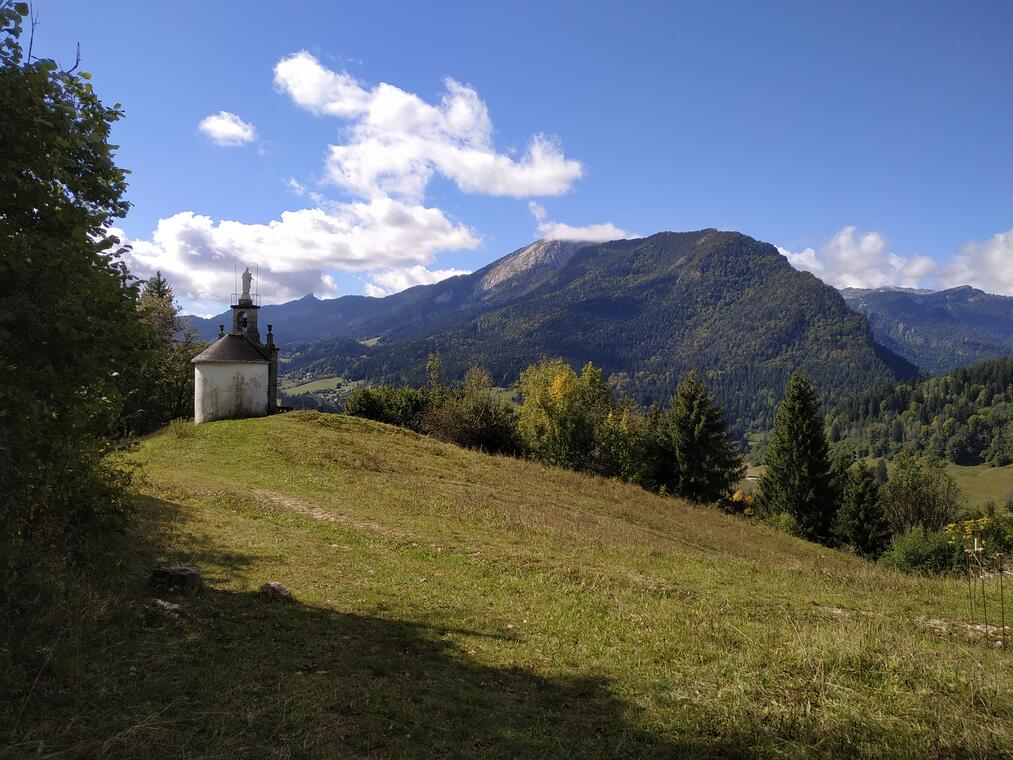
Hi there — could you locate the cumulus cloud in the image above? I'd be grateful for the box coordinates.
[274,51,583,201]
[198,111,256,146]
[364,265,472,297]
[778,225,1013,296]
[118,198,479,312]
[778,226,940,289]
[526,200,633,243]
[129,52,592,311]
[949,229,1013,296]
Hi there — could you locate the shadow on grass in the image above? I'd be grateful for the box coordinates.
[4,496,746,759]
[17,495,987,759]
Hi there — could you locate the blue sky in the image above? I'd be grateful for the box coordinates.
[39,1,1013,312]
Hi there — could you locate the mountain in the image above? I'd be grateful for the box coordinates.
[830,354,1013,467]
[841,286,1013,374]
[259,230,917,435]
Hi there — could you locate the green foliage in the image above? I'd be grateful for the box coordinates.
[343,366,521,456]
[881,452,962,534]
[765,511,799,536]
[831,355,1013,466]
[343,384,429,430]
[946,502,1013,556]
[834,462,891,558]
[651,371,744,502]
[755,373,837,543]
[419,367,522,454]
[0,3,144,596]
[517,359,614,474]
[118,274,207,434]
[879,528,963,576]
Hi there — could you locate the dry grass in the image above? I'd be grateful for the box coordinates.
[2,411,1010,758]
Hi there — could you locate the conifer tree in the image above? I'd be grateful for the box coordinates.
[661,370,744,503]
[834,462,891,557]
[755,372,836,543]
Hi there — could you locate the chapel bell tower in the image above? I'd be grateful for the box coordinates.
[232,266,261,343]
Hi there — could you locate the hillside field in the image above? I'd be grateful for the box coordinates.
[3,412,1010,758]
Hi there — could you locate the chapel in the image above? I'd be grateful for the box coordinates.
[191,268,279,423]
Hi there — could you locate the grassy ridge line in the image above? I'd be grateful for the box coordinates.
[113,411,1010,757]
[7,411,1006,757]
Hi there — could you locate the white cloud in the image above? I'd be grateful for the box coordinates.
[949,228,1013,296]
[778,225,1013,296]
[778,226,939,290]
[365,265,472,297]
[537,220,633,243]
[274,51,583,201]
[198,111,256,146]
[118,198,479,311]
[526,200,632,243]
[126,52,593,313]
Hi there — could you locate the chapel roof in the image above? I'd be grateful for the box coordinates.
[191,333,269,364]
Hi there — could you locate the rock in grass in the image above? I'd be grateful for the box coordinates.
[259,582,293,602]
[150,565,203,594]
[142,598,183,624]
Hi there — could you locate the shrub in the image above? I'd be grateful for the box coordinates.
[343,385,428,430]
[765,512,799,536]
[879,528,963,575]
[419,368,522,455]
[881,452,962,533]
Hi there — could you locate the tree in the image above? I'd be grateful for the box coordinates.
[755,372,836,543]
[881,452,962,534]
[834,462,891,558]
[142,270,172,300]
[1,2,145,593]
[119,275,206,434]
[516,358,640,477]
[656,371,744,502]
[873,458,889,485]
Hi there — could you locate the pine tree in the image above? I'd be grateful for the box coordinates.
[834,462,891,557]
[662,371,745,503]
[873,458,889,484]
[755,372,836,543]
[142,270,173,300]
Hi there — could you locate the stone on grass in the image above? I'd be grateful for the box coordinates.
[259,582,293,602]
[142,598,183,624]
[150,565,203,595]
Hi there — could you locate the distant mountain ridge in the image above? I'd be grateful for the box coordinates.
[189,229,921,435]
[841,285,1013,374]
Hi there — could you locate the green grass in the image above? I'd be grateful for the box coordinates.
[281,375,348,395]
[3,411,1010,758]
[947,463,1013,507]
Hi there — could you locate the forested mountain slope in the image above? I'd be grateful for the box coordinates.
[842,286,1013,374]
[830,355,1013,466]
[285,231,916,435]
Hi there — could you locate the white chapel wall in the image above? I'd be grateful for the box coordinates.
[194,363,269,423]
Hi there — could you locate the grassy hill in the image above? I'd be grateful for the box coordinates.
[4,412,1010,758]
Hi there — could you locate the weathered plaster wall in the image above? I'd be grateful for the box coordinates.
[194,362,269,423]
